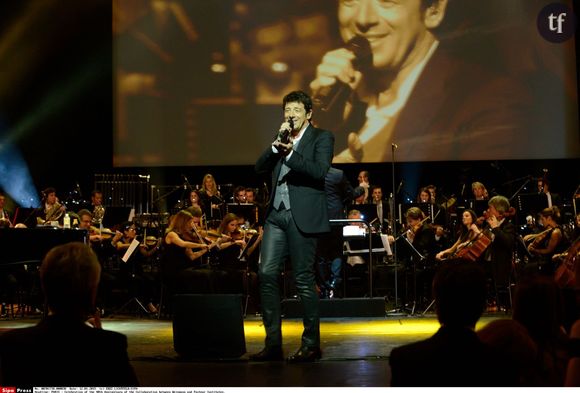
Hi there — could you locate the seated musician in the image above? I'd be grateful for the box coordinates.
[370,186,388,232]
[111,221,159,313]
[161,209,217,294]
[471,182,489,201]
[89,190,106,226]
[401,207,436,308]
[187,189,204,211]
[524,206,567,276]
[233,186,247,203]
[417,187,432,204]
[212,213,247,293]
[0,192,13,227]
[36,187,66,226]
[481,195,516,311]
[436,209,481,261]
[77,209,118,313]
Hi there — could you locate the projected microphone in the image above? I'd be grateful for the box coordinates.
[312,36,372,113]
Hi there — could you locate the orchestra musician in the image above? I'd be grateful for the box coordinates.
[436,209,481,261]
[402,206,436,308]
[36,187,66,226]
[481,195,516,311]
[77,209,118,313]
[111,222,159,314]
[0,192,13,228]
[88,190,106,226]
[471,182,489,201]
[161,209,217,295]
[211,213,249,294]
[371,185,389,232]
[199,173,223,225]
[524,206,567,276]
[186,189,204,210]
[417,187,431,203]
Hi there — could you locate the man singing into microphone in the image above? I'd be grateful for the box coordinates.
[310,0,529,163]
[251,90,334,362]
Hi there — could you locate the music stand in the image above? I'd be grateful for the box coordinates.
[468,200,489,217]
[347,204,378,226]
[330,219,374,298]
[395,232,426,315]
[516,193,548,217]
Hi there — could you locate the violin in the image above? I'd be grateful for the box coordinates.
[476,206,516,226]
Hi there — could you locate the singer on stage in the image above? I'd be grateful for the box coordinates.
[251,90,334,363]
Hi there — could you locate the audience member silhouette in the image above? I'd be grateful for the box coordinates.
[389,260,512,386]
[477,319,539,386]
[0,242,139,387]
[512,275,570,386]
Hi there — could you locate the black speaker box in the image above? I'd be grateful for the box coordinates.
[282,297,385,318]
[172,294,246,358]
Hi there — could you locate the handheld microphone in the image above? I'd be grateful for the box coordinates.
[278,117,293,144]
[312,36,372,113]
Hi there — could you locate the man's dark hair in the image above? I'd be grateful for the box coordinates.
[433,260,487,327]
[283,90,313,113]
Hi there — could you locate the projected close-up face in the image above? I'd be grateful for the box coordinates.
[113,0,579,166]
[337,0,446,71]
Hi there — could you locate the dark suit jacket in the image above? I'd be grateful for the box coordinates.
[328,44,532,162]
[325,167,353,220]
[0,315,139,387]
[486,219,516,286]
[389,326,514,386]
[255,124,334,234]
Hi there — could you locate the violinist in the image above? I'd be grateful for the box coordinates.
[402,207,436,309]
[112,221,159,313]
[161,209,217,294]
[404,207,436,257]
[77,209,118,313]
[436,209,481,261]
[524,206,567,276]
[482,195,516,311]
[212,213,247,293]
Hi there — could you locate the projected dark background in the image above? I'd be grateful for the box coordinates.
[114,0,579,166]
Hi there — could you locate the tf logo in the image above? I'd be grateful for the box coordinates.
[537,3,577,43]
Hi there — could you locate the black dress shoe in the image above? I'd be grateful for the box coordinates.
[287,346,322,363]
[249,346,284,361]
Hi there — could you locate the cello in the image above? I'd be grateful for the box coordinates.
[454,207,516,262]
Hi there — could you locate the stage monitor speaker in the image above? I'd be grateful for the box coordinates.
[172,294,246,358]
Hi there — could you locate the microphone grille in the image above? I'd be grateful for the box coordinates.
[346,36,372,70]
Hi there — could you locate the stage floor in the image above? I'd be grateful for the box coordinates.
[0,311,509,387]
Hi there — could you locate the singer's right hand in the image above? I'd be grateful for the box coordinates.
[310,48,361,92]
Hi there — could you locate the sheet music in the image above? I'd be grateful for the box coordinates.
[121,238,140,263]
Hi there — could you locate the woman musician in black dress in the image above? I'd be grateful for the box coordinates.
[161,209,220,294]
[524,206,567,276]
[211,213,248,293]
[435,209,481,261]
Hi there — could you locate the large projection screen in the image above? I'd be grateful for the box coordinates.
[113,0,579,166]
